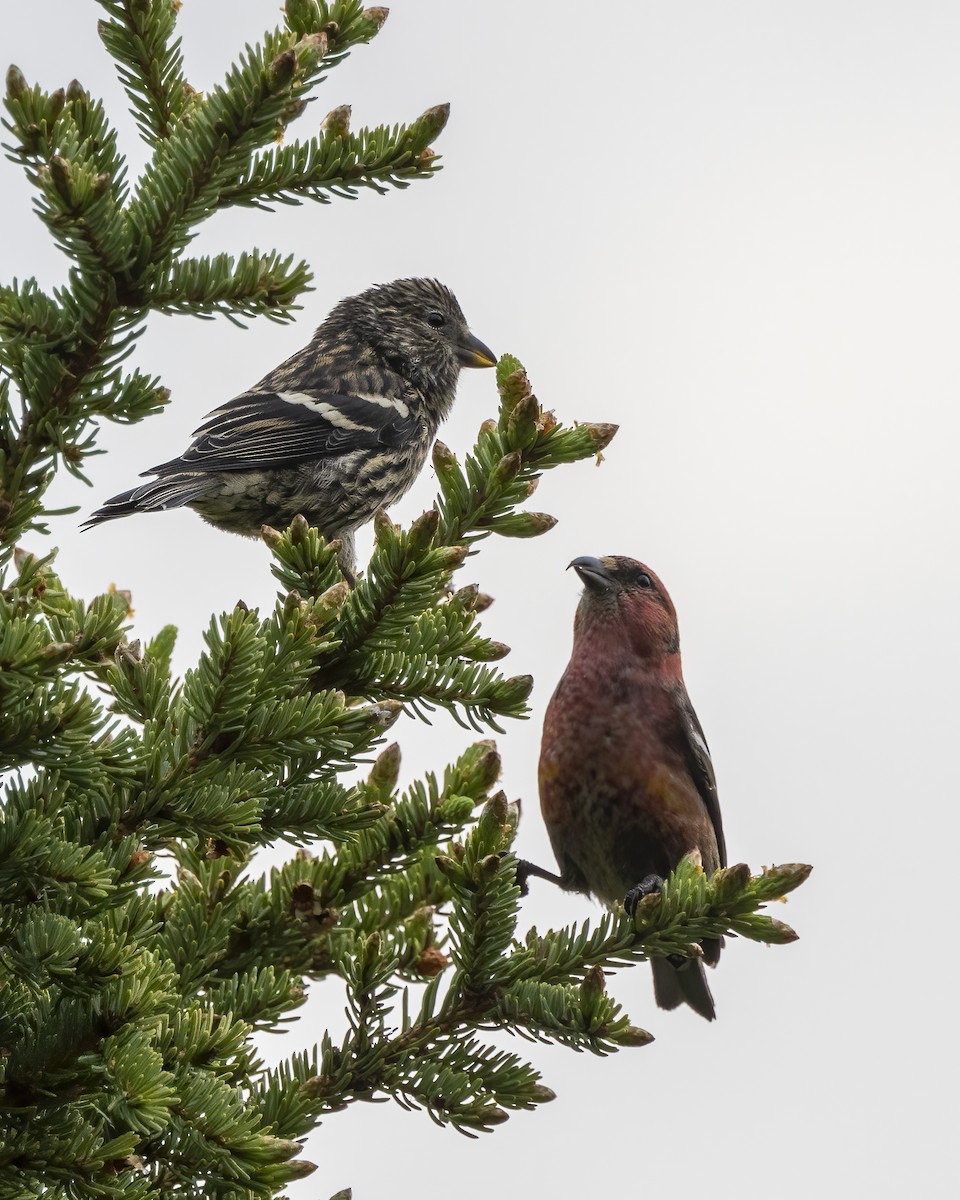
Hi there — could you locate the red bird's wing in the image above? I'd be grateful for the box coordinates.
[672,686,727,869]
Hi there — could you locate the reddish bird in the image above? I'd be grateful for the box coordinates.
[536,555,726,1020]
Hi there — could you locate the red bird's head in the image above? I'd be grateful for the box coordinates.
[569,555,680,663]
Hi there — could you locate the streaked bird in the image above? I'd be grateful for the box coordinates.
[535,555,727,1020]
[83,278,496,571]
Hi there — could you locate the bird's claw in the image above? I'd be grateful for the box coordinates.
[624,873,664,917]
[497,851,531,896]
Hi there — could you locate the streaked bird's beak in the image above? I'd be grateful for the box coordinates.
[457,330,497,369]
[568,556,617,591]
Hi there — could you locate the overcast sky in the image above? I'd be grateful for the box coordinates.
[3,2,957,1196]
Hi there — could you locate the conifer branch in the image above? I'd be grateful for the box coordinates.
[219,105,449,210]
[262,817,809,1137]
[96,0,190,144]
[0,4,813,1193]
[146,249,313,323]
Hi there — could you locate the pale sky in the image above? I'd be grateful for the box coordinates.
[3,2,958,1196]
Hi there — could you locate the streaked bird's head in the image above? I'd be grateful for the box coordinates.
[569,555,680,660]
[325,278,496,408]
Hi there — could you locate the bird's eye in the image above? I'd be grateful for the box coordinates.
[426,311,446,329]
[635,573,653,589]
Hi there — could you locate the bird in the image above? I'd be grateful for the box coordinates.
[535,555,727,1020]
[82,278,497,572]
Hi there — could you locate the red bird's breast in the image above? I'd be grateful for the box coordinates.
[539,643,720,905]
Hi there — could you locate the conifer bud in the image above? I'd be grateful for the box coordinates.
[258,1136,306,1163]
[322,104,351,138]
[452,582,478,608]
[269,49,297,89]
[736,916,799,944]
[6,64,27,99]
[298,31,329,62]
[368,742,401,792]
[474,791,508,856]
[435,544,469,568]
[48,155,72,203]
[315,580,350,619]
[407,506,439,554]
[283,1160,319,1181]
[499,674,533,706]
[288,513,310,543]
[462,740,501,792]
[432,439,458,472]
[492,511,557,538]
[418,102,449,141]
[709,861,752,905]
[477,853,502,880]
[362,7,390,31]
[579,965,607,1020]
[285,98,309,123]
[41,642,74,663]
[536,408,558,434]
[496,365,530,414]
[582,421,618,452]
[759,861,814,895]
[434,855,460,881]
[467,639,510,662]
[415,946,448,977]
[507,392,540,446]
[618,1026,655,1047]
[373,508,398,542]
[491,450,522,487]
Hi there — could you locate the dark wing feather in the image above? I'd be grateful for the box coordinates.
[672,686,727,868]
[146,388,420,476]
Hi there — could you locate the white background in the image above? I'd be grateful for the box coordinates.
[3,2,958,1196]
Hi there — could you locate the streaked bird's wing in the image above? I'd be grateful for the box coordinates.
[672,685,727,868]
[146,388,420,475]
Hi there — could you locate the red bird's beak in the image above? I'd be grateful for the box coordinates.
[568,556,617,591]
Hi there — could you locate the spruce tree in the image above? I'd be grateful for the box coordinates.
[0,3,811,1196]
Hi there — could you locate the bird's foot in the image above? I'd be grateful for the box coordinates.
[498,852,565,897]
[624,873,664,917]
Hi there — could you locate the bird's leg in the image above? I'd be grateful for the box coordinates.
[334,531,358,587]
[623,873,664,917]
[517,859,566,895]
[499,852,565,897]
[625,873,696,969]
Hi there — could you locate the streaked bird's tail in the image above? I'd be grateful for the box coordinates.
[81,473,211,530]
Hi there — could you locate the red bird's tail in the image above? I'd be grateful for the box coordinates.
[651,955,718,1022]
